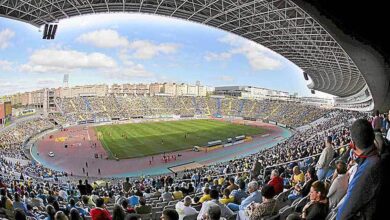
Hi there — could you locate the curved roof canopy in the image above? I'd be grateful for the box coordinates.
[0,0,367,98]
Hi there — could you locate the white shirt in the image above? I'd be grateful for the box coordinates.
[386,129,390,141]
[58,190,68,200]
[197,199,234,220]
[175,201,199,220]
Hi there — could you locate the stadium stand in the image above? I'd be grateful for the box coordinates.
[1,96,389,220]
[56,96,331,128]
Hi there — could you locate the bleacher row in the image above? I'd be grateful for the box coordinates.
[56,96,330,128]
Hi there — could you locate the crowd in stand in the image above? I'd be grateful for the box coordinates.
[1,102,389,219]
[57,96,331,128]
[0,118,54,159]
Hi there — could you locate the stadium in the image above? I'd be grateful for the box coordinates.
[0,1,389,220]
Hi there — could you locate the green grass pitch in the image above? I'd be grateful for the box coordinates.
[94,119,266,159]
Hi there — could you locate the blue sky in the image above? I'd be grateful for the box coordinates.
[0,13,331,98]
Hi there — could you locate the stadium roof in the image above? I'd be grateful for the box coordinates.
[1,0,388,111]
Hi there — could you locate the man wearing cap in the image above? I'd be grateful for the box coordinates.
[316,136,335,181]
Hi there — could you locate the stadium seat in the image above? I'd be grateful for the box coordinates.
[163,204,175,210]
[279,205,294,220]
[168,200,179,206]
[275,189,293,208]
[294,195,309,213]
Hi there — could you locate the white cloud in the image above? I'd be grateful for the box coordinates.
[103,64,155,80]
[204,52,233,61]
[0,29,15,49]
[0,60,13,72]
[205,34,282,71]
[218,75,234,82]
[0,80,32,95]
[77,29,179,59]
[36,78,60,85]
[128,40,179,59]
[77,29,129,48]
[20,48,117,73]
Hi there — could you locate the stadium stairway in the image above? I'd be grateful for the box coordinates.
[54,97,65,116]
[82,96,93,112]
[248,101,256,116]
[82,96,96,121]
[238,99,245,116]
[216,98,222,115]
[70,99,77,111]
[192,96,202,115]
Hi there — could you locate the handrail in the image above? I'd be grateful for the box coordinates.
[176,170,251,183]
[262,143,347,178]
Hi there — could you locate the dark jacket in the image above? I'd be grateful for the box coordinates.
[304,201,329,220]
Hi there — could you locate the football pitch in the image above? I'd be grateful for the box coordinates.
[94,119,266,159]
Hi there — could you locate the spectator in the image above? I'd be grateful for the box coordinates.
[268,169,284,195]
[90,198,111,220]
[175,196,198,220]
[77,180,87,196]
[227,181,261,211]
[112,204,126,220]
[162,187,173,202]
[337,119,381,220]
[226,178,238,192]
[316,136,335,180]
[67,198,87,217]
[69,208,81,220]
[85,180,93,195]
[161,209,179,220]
[14,208,27,220]
[197,189,234,220]
[247,184,278,219]
[291,166,305,187]
[134,197,151,214]
[219,188,234,205]
[121,199,135,214]
[172,187,184,200]
[288,166,318,201]
[287,181,329,220]
[128,191,140,207]
[45,205,56,220]
[203,204,221,220]
[123,177,132,193]
[29,192,44,210]
[199,188,211,203]
[55,211,69,220]
[231,180,248,205]
[371,110,381,131]
[13,192,28,214]
[327,161,348,209]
